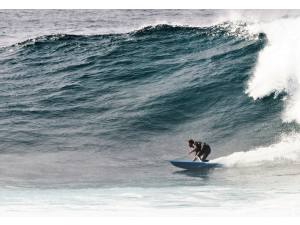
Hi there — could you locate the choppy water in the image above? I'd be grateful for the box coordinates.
[1,10,300,216]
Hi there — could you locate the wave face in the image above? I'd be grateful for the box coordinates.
[1,10,300,187]
[0,24,267,154]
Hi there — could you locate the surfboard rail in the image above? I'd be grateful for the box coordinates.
[169,159,222,170]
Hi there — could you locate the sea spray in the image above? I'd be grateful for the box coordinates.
[246,17,300,123]
[214,132,300,167]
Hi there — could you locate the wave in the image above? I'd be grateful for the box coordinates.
[204,16,300,167]
[3,12,300,190]
[0,20,291,166]
[4,10,300,189]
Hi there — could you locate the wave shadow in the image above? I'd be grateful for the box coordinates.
[173,167,217,180]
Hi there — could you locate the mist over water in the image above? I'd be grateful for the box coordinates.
[1,10,300,215]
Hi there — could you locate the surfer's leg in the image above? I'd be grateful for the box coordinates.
[201,151,209,161]
[193,156,199,161]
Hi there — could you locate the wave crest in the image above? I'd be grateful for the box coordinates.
[246,17,300,123]
[8,22,264,49]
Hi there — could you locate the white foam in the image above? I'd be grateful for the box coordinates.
[213,133,300,167]
[246,16,300,123]
[1,185,300,216]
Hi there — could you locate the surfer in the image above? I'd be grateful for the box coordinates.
[188,139,211,162]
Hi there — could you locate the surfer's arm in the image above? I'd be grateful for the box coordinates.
[189,148,196,154]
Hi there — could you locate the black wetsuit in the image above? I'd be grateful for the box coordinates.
[194,141,202,155]
[195,142,211,161]
[200,142,211,161]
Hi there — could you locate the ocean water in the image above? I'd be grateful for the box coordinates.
[1,9,300,216]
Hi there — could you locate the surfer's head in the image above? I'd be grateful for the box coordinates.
[188,139,194,147]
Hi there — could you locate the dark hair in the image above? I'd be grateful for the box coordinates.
[188,139,194,144]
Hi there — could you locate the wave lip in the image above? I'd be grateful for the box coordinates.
[246,16,300,124]
[5,22,262,50]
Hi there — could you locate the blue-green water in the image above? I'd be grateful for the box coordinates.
[1,10,300,215]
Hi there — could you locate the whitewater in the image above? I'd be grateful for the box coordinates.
[1,9,300,216]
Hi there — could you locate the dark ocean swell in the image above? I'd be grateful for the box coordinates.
[0,23,283,160]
